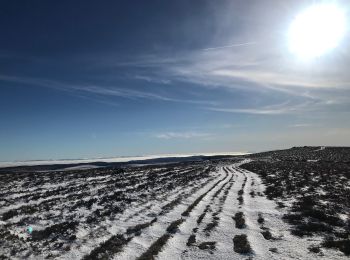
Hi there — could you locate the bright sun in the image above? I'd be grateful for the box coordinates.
[288,4,346,59]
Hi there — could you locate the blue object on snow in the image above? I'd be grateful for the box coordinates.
[27,226,33,234]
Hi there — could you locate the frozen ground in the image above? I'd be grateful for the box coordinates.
[0,151,348,259]
[242,146,350,257]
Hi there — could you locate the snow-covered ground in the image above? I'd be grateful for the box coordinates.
[0,159,347,259]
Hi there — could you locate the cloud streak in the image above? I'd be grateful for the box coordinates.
[0,75,217,106]
[206,101,317,115]
[288,123,313,128]
[154,131,213,139]
[2,0,350,117]
[78,85,218,105]
[202,42,257,51]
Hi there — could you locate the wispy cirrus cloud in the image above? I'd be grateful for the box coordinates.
[154,131,213,140]
[288,123,313,128]
[3,0,350,116]
[202,41,257,51]
[133,75,171,85]
[0,74,217,106]
[93,43,350,118]
[78,85,218,105]
[206,101,317,115]
[208,107,288,115]
[93,1,350,113]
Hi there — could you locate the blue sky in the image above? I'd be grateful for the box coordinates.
[1,0,350,161]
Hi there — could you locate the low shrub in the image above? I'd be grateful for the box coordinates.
[291,222,332,237]
[257,213,264,224]
[82,234,130,260]
[233,212,245,229]
[204,221,218,234]
[308,245,321,254]
[322,238,350,256]
[198,241,216,250]
[137,233,171,260]
[186,234,196,246]
[126,218,157,235]
[166,219,184,234]
[197,212,206,225]
[31,222,78,241]
[233,234,251,254]
[261,230,273,240]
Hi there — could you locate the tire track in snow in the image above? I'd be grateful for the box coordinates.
[74,174,215,260]
[156,165,238,259]
[179,165,244,259]
[124,175,214,221]
[59,166,215,260]
[202,171,235,236]
[155,164,349,260]
[110,168,230,260]
[237,166,288,258]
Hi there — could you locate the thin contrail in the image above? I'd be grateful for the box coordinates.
[202,42,257,51]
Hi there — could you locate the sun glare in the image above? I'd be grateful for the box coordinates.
[288,4,346,59]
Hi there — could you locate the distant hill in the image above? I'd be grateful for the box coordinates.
[0,154,239,173]
[245,146,350,162]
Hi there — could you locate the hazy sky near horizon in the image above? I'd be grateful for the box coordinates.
[1,0,350,161]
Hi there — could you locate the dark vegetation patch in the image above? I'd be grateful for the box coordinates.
[237,176,247,205]
[198,241,216,250]
[203,221,218,235]
[137,217,186,260]
[137,233,171,260]
[71,198,97,211]
[233,234,252,254]
[197,205,210,225]
[237,196,243,205]
[257,213,264,224]
[276,201,286,208]
[186,234,196,246]
[241,146,350,255]
[31,222,78,241]
[269,247,278,253]
[223,167,231,174]
[211,178,228,201]
[2,205,37,221]
[181,173,228,217]
[233,212,246,229]
[308,245,321,254]
[126,218,157,236]
[249,190,255,198]
[322,238,350,256]
[160,197,182,215]
[166,218,184,234]
[197,212,206,225]
[203,175,235,236]
[0,228,26,255]
[261,230,273,240]
[82,234,131,260]
[291,221,333,237]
